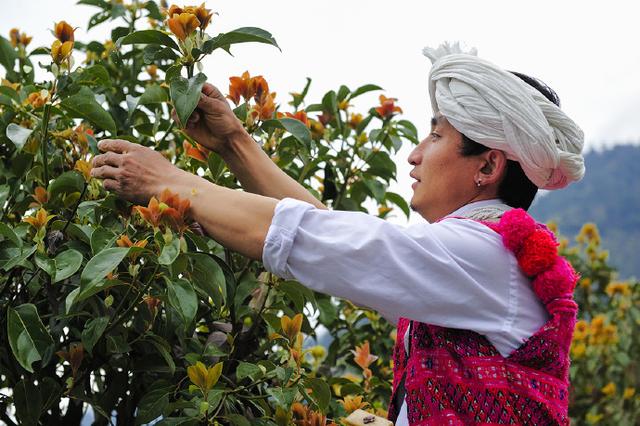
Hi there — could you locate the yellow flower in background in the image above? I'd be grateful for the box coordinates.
[187,361,222,393]
[351,341,378,371]
[281,313,303,343]
[54,21,75,43]
[339,395,368,414]
[623,387,636,400]
[74,159,92,182]
[576,223,600,245]
[601,382,616,397]
[574,320,589,340]
[605,281,631,297]
[586,413,603,424]
[579,277,592,290]
[571,342,586,358]
[51,39,74,64]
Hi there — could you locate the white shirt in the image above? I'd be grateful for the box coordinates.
[262,198,549,425]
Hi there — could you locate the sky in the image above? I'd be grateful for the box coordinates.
[2,0,639,225]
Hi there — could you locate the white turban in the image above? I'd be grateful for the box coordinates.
[423,42,585,190]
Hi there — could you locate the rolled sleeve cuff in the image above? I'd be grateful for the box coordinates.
[262,197,317,279]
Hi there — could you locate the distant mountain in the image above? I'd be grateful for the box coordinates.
[530,144,640,279]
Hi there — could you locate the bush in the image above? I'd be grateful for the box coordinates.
[0,1,417,424]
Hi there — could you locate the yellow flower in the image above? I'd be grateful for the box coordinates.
[167,12,200,42]
[579,277,592,290]
[378,205,392,216]
[573,320,589,340]
[23,208,55,230]
[74,159,92,182]
[601,382,616,397]
[623,387,635,399]
[339,395,369,414]
[187,361,222,393]
[51,39,74,64]
[546,221,558,235]
[310,345,326,360]
[570,342,586,358]
[602,324,618,345]
[605,281,631,297]
[54,21,75,43]
[342,373,362,383]
[576,223,600,245]
[281,313,303,343]
[586,413,603,424]
[590,315,605,332]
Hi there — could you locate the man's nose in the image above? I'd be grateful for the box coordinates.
[407,139,426,165]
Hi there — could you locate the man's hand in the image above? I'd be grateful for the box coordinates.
[180,83,247,156]
[91,139,185,205]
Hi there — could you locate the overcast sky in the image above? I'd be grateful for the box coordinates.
[2,0,639,224]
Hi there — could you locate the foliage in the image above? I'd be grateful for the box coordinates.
[531,144,640,279]
[549,222,640,425]
[0,1,417,424]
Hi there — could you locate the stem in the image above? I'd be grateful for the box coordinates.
[61,182,88,235]
[187,64,194,79]
[40,103,52,185]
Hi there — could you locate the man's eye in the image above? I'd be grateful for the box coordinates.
[430,132,440,139]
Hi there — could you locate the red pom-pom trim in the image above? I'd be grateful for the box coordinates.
[499,208,536,253]
[517,228,558,276]
[532,257,578,303]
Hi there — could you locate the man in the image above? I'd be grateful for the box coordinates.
[92,42,584,425]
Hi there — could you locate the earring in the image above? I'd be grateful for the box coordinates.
[476,180,482,187]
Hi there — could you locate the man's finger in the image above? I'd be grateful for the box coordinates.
[92,151,123,168]
[98,139,138,153]
[90,165,120,180]
[102,178,119,193]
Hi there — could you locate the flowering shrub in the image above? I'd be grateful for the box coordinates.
[0,1,417,424]
[550,223,640,425]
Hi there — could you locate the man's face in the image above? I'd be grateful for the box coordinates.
[407,113,479,222]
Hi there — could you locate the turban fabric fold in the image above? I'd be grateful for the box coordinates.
[423,42,585,190]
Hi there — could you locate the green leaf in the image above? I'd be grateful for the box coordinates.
[236,362,263,381]
[201,27,280,54]
[167,278,197,324]
[158,237,180,265]
[76,64,112,87]
[91,227,118,255]
[136,380,173,425]
[80,247,129,292]
[117,29,180,52]
[385,191,410,220]
[2,244,36,271]
[52,249,83,283]
[81,316,109,354]
[144,334,176,375]
[6,123,33,150]
[363,178,386,203]
[170,73,207,128]
[227,414,251,426]
[7,304,54,372]
[13,379,42,426]
[188,253,226,307]
[0,35,17,72]
[35,252,56,277]
[60,87,117,135]
[280,118,312,148]
[207,152,226,181]
[0,222,22,247]
[139,84,168,105]
[349,84,383,100]
[48,171,85,200]
[303,377,330,412]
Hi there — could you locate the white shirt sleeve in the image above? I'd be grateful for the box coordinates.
[262,197,547,354]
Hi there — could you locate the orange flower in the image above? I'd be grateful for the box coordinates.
[143,295,162,317]
[339,395,369,414]
[30,186,49,207]
[56,342,84,377]
[348,113,363,129]
[9,28,32,48]
[24,91,50,109]
[147,64,158,79]
[74,124,94,150]
[251,76,270,104]
[285,111,310,127]
[2,79,20,91]
[291,402,327,426]
[252,92,277,121]
[375,95,402,119]
[182,140,210,162]
[227,71,261,105]
[281,313,303,343]
[116,234,148,249]
[23,208,55,230]
[158,188,191,232]
[351,341,378,371]
[134,197,163,228]
[164,4,184,17]
[317,112,332,126]
[54,21,75,43]
[184,3,214,30]
[167,12,200,42]
[51,40,74,64]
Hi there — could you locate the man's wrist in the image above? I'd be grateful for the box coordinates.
[221,127,255,161]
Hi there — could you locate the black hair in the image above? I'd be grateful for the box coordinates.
[459,72,561,210]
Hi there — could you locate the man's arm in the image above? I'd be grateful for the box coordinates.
[182,83,327,210]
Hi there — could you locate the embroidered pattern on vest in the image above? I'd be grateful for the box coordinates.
[388,208,579,426]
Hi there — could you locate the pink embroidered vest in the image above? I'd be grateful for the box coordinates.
[388,208,579,426]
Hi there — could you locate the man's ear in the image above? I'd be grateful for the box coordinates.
[476,149,507,185]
